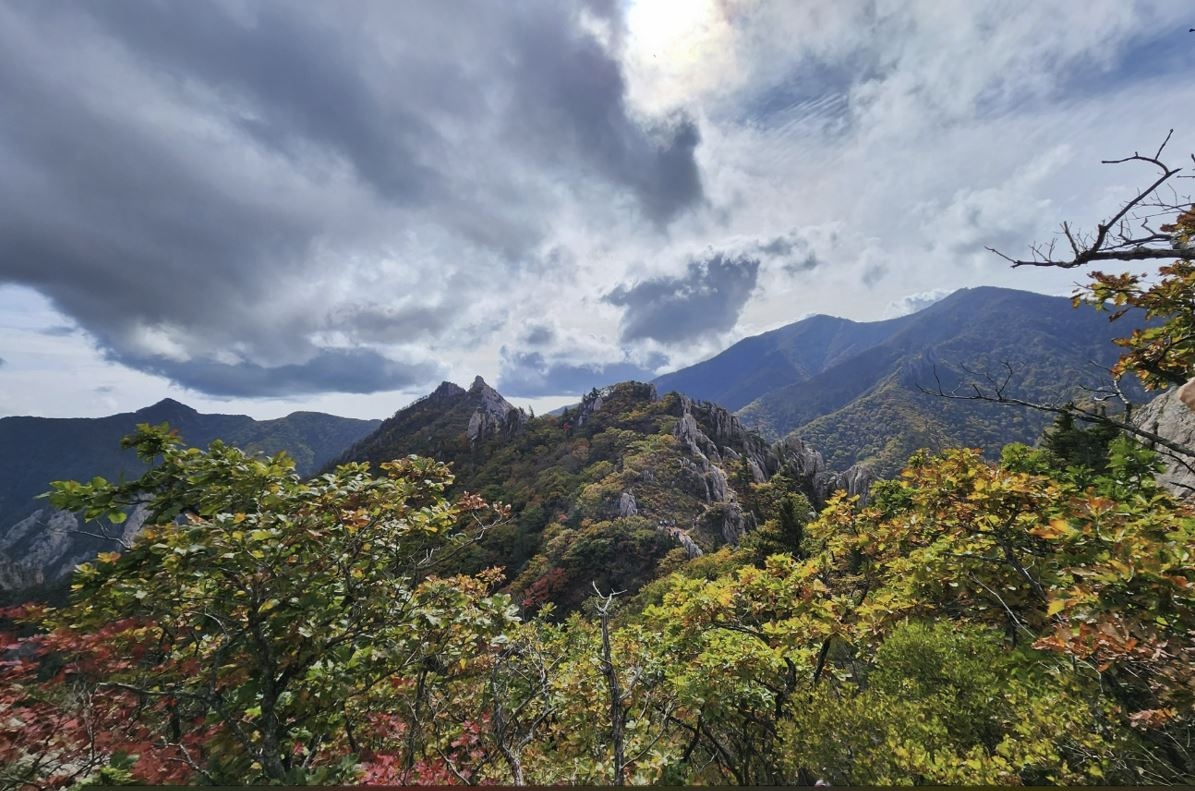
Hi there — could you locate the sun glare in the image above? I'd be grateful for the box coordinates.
[626,0,718,63]
[624,0,732,108]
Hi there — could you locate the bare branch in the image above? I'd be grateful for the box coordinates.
[991,132,1193,269]
[919,365,1195,462]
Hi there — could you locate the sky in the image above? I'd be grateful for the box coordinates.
[1,0,1194,420]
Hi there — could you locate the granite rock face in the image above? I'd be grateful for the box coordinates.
[1134,385,1195,498]
[664,389,873,547]
[466,376,527,444]
[618,491,639,517]
[0,504,149,596]
[681,408,875,511]
[329,375,528,473]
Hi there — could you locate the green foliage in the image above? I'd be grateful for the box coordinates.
[808,443,1194,783]
[784,621,1126,785]
[23,424,517,784]
[1040,410,1121,473]
[1080,255,1195,389]
[6,390,1193,785]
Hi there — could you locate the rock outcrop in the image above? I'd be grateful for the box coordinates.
[574,382,659,428]
[674,397,874,513]
[1134,386,1195,498]
[661,389,872,547]
[0,504,149,597]
[329,375,527,473]
[618,491,638,517]
[466,376,527,444]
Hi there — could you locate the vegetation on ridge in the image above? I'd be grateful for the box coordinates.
[4,142,1195,787]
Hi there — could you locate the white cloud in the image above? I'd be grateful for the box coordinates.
[3,1,1195,417]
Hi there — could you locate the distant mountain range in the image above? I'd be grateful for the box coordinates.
[0,400,379,600]
[655,286,1144,474]
[0,285,1154,603]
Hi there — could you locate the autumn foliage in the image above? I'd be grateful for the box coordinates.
[2,411,1194,786]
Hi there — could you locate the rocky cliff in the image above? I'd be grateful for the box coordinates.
[1134,385,1195,498]
[330,378,871,612]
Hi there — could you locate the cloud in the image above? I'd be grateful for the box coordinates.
[521,324,557,347]
[323,303,450,344]
[128,348,445,399]
[3,0,1194,417]
[37,325,76,337]
[604,253,760,344]
[755,232,824,275]
[0,1,703,398]
[497,350,664,397]
[887,288,952,317]
[0,357,5,368]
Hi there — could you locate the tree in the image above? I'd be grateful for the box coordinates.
[781,621,1129,785]
[810,445,1194,783]
[989,130,1194,270]
[1040,410,1121,474]
[927,133,1195,478]
[2,423,517,786]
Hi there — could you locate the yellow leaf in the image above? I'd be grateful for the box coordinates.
[1046,599,1067,617]
[1029,519,1074,540]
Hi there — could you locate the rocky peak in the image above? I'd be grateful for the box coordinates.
[668,390,873,511]
[465,376,526,444]
[575,381,658,427]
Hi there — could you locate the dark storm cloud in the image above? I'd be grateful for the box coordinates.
[325,304,450,344]
[77,1,446,205]
[521,324,557,347]
[604,254,760,344]
[131,348,444,398]
[502,5,703,225]
[757,232,824,275]
[0,1,704,397]
[783,252,821,274]
[37,325,77,337]
[862,262,888,287]
[497,350,666,397]
[758,236,797,257]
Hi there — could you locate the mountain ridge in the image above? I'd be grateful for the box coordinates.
[331,377,871,611]
[0,402,380,600]
[656,286,1145,474]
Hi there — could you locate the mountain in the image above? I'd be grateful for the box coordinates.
[656,287,1145,476]
[335,378,870,612]
[654,311,920,411]
[0,400,380,599]
[325,376,528,476]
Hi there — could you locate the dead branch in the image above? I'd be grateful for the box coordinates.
[919,363,1195,465]
[989,130,1194,269]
